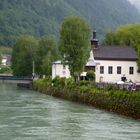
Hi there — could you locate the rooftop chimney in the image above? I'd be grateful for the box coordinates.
[91,30,99,49]
[93,30,96,39]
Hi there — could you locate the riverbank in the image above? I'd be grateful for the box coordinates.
[33,77,140,119]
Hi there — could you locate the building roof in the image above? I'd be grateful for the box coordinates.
[93,46,138,61]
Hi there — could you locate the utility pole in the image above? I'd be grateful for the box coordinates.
[32,61,35,79]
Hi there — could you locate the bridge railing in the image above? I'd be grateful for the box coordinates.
[0,75,32,80]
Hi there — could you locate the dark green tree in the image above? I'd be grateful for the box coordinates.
[12,35,38,76]
[59,16,91,78]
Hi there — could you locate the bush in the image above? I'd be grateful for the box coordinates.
[52,76,66,87]
[106,84,114,91]
[79,80,88,86]
[86,70,95,80]
[0,66,12,74]
[65,77,76,89]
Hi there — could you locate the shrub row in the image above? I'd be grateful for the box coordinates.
[33,77,140,119]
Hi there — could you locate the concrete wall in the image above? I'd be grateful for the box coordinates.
[95,60,140,83]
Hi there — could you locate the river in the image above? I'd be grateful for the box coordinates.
[0,83,140,140]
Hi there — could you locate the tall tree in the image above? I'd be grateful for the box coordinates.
[104,24,140,49]
[104,24,140,64]
[36,36,58,76]
[59,16,91,77]
[12,35,38,76]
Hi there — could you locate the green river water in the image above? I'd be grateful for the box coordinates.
[0,83,140,140]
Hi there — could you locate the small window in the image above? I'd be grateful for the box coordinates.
[108,66,113,74]
[117,66,121,74]
[100,66,104,74]
[129,67,134,75]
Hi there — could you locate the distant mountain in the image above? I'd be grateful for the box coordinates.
[0,0,140,46]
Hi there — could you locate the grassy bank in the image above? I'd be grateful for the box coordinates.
[33,77,140,119]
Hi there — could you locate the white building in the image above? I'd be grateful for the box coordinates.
[52,31,140,83]
[1,57,7,66]
[52,61,71,79]
[93,47,140,83]
[90,31,140,83]
[1,54,11,66]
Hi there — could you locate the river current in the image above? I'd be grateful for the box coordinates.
[0,84,140,140]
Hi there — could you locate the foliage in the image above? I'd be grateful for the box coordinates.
[0,0,140,46]
[104,24,140,47]
[33,78,52,92]
[65,77,76,89]
[34,78,140,119]
[52,76,66,87]
[79,80,89,87]
[12,35,59,77]
[0,66,12,74]
[51,77,75,89]
[59,16,90,77]
[86,70,95,80]
[0,46,12,54]
[12,35,38,76]
[36,36,59,76]
[106,84,114,91]
[104,24,140,64]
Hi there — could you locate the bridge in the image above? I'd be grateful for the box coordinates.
[0,75,33,88]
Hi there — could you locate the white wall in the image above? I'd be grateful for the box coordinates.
[52,63,71,79]
[1,58,7,66]
[95,60,140,83]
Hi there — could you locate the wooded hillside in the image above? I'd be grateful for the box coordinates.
[0,0,139,46]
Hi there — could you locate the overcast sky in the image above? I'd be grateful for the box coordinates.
[129,0,138,3]
[128,0,140,10]
[128,0,139,4]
